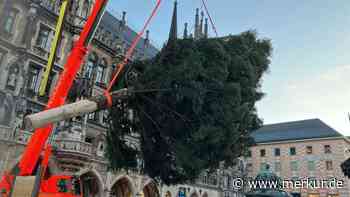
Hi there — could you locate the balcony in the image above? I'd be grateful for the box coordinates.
[39,0,61,15]
[0,126,14,141]
[0,125,33,145]
[53,139,93,156]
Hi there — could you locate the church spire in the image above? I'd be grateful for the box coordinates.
[160,1,178,64]
[194,8,199,38]
[183,22,188,39]
[168,0,178,42]
[204,18,208,38]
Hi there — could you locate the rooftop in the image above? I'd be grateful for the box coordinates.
[100,11,159,58]
[251,119,343,143]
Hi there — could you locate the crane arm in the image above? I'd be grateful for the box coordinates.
[24,89,129,131]
[16,0,109,176]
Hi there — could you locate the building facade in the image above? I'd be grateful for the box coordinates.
[0,1,231,197]
[245,119,350,197]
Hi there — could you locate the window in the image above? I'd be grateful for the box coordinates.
[39,71,57,97]
[210,176,217,185]
[85,137,93,143]
[246,163,253,172]
[324,145,332,154]
[290,161,298,171]
[327,194,339,197]
[36,24,54,51]
[88,112,96,120]
[106,31,112,45]
[99,143,104,151]
[290,147,296,155]
[308,161,316,171]
[96,59,106,84]
[110,64,118,81]
[275,162,281,172]
[203,175,208,184]
[97,141,105,157]
[260,163,269,171]
[3,9,18,34]
[306,146,313,154]
[102,111,109,125]
[260,149,266,157]
[56,36,65,58]
[0,160,4,171]
[85,53,98,78]
[0,50,5,67]
[47,71,58,96]
[274,148,280,156]
[326,161,333,171]
[81,0,90,19]
[307,194,320,197]
[27,63,41,93]
[226,175,231,188]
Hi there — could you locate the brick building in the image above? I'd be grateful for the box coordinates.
[245,119,350,197]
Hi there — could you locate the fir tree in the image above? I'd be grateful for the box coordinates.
[106,30,272,185]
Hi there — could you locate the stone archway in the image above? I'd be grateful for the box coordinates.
[110,176,135,197]
[142,181,160,197]
[79,169,104,197]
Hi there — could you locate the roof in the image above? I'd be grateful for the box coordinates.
[100,11,159,59]
[251,119,343,143]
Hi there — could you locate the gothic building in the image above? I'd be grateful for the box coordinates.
[0,1,243,197]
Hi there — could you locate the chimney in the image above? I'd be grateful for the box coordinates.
[194,8,199,39]
[204,18,208,38]
[183,23,188,39]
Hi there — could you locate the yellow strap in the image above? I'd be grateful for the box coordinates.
[39,0,69,96]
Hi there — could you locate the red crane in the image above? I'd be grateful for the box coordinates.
[0,0,108,196]
[0,0,162,196]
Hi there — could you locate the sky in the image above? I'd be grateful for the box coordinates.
[107,0,350,136]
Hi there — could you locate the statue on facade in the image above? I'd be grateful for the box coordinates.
[6,65,19,88]
[22,1,39,48]
[0,93,14,126]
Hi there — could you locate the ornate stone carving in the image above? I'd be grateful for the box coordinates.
[24,3,39,48]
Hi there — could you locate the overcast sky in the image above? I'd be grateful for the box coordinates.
[107,0,350,136]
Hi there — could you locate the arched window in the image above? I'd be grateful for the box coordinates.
[95,58,106,83]
[81,0,90,19]
[3,8,19,35]
[85,53,98,78]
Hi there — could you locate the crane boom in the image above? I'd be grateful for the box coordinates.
[24,89,129,131]
[17,0,108,176]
